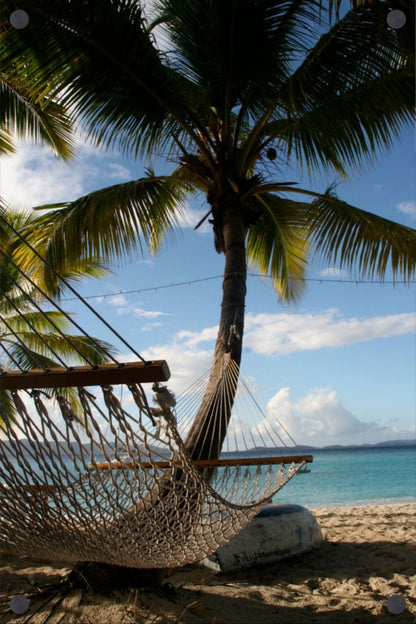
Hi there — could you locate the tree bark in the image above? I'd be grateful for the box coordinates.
[184,199,247,462]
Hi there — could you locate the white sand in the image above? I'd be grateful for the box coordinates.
[1,502,415,623]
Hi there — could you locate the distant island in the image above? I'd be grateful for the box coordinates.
[309,439,416,450]
[221,439,416,458]
[317,439,416,450]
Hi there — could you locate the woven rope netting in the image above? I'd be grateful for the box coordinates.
[0,209,308,569]
[0,356,306,568]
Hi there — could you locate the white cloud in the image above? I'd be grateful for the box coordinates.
[263,386,413,447]
[141,343,212,394]
[397,200,416,220]
[174,309,414,356]
[320,267,348,278]
[174,203,212,233]
[243,309,415,356]
[0,137,136,211]
[115,316,414,447]
[1,144,85,208]
[293,387,370,436]
[109,294,128,306]
[133,306,167,319]
[0,137,120,208]
[1,139,207,238]
[177,326,218,347]
[140,322,164,332]
[108,163,131,180]
[103,295,168,319]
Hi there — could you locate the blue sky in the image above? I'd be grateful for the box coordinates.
[1,126,414,449]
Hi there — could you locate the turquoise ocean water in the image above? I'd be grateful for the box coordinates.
[3,442,415,510]
[272,445,416,508]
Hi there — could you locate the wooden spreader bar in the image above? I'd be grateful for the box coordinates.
[0,360,170,391]
[91,455,313,471]
[0,457,312,502]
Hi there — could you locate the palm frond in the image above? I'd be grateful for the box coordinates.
[157,0,320,119]
[308,188,416,281]
[247,193,310,302]
[3,341,69,371]
[269,71,413,176]
[275,1,414,174]
[1,0,199,159]
[0,205,117,424]
[16,250,110,300]
[0,390,16,426]
[0,291,35,317]
[1,311,71,335]
[326,0,413,21]
[4,334,115,369]
[25,174,190,270]
[0,127,16,156]
[0,72,74,159]
[1,206,110,298]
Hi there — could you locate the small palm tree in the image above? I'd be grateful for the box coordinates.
[0,206,115,422]
[0,44,111,422]
[1,0,415,458]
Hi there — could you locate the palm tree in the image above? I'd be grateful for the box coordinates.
[0,44,111,422]
[1,0,415,459]
[0,206,116,422]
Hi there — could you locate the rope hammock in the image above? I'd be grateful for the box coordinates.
[0,210,311,569]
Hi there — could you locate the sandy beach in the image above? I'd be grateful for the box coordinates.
[0,502,415,623]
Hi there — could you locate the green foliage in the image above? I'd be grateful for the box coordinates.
[0,207,116,423]
[247,194,310,302]
[29,172,189,269]
[1,0,415,301]
[0,72,74,159]
[308,187,416,281]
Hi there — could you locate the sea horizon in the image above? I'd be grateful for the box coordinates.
[2,437,415,510]
[272,444,416,509]
[243,439,416,453]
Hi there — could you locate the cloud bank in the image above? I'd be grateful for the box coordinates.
[176,309,415,357]
[264,386,414,447]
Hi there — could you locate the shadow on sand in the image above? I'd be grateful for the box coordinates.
[0,538,414,623]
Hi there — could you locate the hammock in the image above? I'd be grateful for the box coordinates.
[0,211,311,569]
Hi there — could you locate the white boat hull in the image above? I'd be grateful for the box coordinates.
[201,503,323,572]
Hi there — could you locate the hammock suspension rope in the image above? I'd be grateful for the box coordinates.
[0,208,311,568]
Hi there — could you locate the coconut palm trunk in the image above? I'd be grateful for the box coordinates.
[185,199,247,461]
